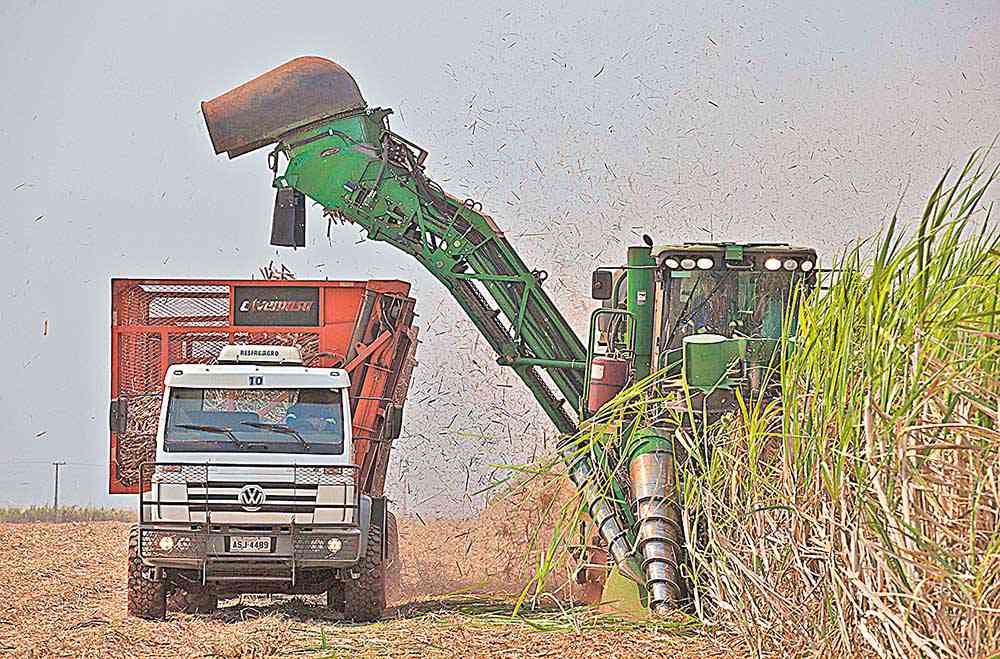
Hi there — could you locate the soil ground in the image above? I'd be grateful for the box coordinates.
[0,521,742,658]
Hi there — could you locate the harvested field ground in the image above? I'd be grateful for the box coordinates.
[0,521,739,658]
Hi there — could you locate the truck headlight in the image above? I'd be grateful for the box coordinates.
[326,537,343,554]
[158,535,175,552]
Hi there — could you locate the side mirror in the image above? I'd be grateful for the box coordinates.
[591,270,613,300]
[109,399,128,434]
[271,187,306,247]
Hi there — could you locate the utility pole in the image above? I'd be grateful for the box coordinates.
[52,461,66,511]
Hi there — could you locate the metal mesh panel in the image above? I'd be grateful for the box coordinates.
[141,529,207,557]
[168,333,229,365]
[116,332,164,490]
[293,534,360,557]
[165,332,320,368]
[233,332,320,364]
[118,284,230,327]
[295,466,356,485]
[117,333,163,396]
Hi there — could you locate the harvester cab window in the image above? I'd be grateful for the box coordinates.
[164,387,345,454]
[660,271,738,351]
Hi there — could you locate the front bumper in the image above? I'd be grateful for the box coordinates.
[139,523,363,577]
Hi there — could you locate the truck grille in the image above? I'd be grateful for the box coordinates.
[140,463,358,523]
[187,483,322,514]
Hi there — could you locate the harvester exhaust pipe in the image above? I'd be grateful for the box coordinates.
[629,446,685,613]
[559,439,643,584]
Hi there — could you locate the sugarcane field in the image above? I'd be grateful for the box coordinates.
[2,2,998,658]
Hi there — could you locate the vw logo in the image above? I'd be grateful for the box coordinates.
[238,484,266,512]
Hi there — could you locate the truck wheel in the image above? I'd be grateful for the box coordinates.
[343,525,385,622]
[385,511,402,600]
[127,526,166,620]
[326,580,346,612]
[168,589,219,614]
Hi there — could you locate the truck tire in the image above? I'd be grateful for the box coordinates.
[127,526,166,620]
[385,511,402,600]
[168,588,219,614]
[326,580,345,612]
[343,525,385,622]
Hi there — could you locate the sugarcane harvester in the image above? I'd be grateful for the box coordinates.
[201,57,818,614]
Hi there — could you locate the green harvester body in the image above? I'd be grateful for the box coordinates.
[201,56,818,615]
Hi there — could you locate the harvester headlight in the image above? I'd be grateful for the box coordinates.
[158,535,175,552]
[764,257,782,271]
[696,257,714,270]
[783,259,797,271]
[680,258,696,270]
[800,260,814,272]
[664,258,680,269]
[326,537,343,554]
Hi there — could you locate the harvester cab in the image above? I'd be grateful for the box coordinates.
[200,56,819,617]
[588,242,818,418]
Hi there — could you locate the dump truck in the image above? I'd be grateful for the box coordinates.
[201,57,818,614]
[111,278,418,620]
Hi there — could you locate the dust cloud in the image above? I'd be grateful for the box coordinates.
[383,2,1000,517]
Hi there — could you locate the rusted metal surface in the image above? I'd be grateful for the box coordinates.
[202,56,366,159]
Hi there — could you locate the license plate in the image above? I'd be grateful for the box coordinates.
[228,536,272,553]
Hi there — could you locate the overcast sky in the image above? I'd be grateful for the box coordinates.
[2,1,997,513]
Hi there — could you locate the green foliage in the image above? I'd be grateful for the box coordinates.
[684,147,1000,657]
[513,147,1000,657]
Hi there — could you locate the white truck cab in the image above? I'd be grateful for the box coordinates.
[128,345,389,622]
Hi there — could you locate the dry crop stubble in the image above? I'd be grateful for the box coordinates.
[0,507,729,657]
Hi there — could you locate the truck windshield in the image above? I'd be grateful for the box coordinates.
[163,387,345,455]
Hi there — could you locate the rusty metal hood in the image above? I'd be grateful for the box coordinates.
[202,56,366,159]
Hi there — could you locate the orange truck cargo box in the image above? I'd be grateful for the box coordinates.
[110,278,418,494]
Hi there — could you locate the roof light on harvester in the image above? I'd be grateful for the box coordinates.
[800,260,814,272]
[680,258,696,270]
[696,257,714,270]
[783,259,797,271]
[764,257,782,271]
[664,258,680,269]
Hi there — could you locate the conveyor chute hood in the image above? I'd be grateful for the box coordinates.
[201,56,366,159]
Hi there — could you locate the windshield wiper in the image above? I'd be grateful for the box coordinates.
[174,423,244,447]
[240,421,311,450]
